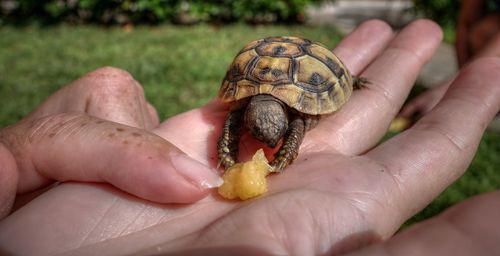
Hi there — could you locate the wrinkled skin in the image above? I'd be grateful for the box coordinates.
[0,20,500,256]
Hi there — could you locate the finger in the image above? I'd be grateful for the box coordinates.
[147,102,160,127]
[0,143,18,219]
[311,20,443,155]
[28,67,158,130]
[302,20,394,152]
[333,19,394,75]
[398,93,431,118]
[366,57,500,223]
[1,113,223,203]
[155,99,228,165]
[398,94,431,118]
[398,98,422,118]
[399,79,453,118]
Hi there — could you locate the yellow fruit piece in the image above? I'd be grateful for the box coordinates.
[218,149,271,200]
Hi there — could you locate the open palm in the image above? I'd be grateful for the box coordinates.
[1,20,499,256]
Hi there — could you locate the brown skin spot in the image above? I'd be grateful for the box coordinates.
[131,132,141,137]
[147,156,153,160]
[48,133,56,138]
[108,133,115,138]
[80,122,88,127]
[96,120,105,124]
[116,128,125,132]
[122,140,129,145]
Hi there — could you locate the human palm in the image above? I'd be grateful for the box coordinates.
[1,20,499,256]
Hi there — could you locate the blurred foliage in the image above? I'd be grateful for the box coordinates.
[0,0,325,25]
[413,0,461,28]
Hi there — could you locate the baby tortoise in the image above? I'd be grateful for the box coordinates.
[217,36,367,172]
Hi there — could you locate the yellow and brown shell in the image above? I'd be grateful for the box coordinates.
[218,36,354,115]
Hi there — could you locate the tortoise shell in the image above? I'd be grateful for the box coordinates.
[218,36,354,115]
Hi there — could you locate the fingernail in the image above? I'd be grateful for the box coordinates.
[170,154,223,189]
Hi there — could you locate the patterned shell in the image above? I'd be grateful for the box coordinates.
[218,36,354,115]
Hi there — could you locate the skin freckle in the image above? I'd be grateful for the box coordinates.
[48,133,56,138]
[96,120,105,124]
[122,140,129,145]
[108,133,115,138]
[116,128,125,132]
[131,132,141,137]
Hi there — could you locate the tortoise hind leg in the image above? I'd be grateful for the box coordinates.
[353,76,370,89]
[217,107,245,170]
[270,116,305,172]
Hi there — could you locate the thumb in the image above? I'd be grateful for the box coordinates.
[0,112,222,203]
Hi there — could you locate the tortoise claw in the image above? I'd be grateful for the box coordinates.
[353,76,370,89]
[269,163,285,173]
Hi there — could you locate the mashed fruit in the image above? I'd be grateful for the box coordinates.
[218,149,271,200]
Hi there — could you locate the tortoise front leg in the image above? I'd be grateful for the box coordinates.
[217,107,245,170]
[270,116,305,172]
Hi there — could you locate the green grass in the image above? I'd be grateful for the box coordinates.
[0,24,498,223]
[0,24,341,125]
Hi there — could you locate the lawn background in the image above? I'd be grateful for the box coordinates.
[0,24,498,225]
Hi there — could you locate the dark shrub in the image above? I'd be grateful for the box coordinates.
[0,0,325,25]
[413,0,460,27]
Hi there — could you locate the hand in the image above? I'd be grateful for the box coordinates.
[1,19,499,255]
[0,67,222,218]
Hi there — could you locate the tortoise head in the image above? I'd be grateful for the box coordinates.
[244,94,288,148]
